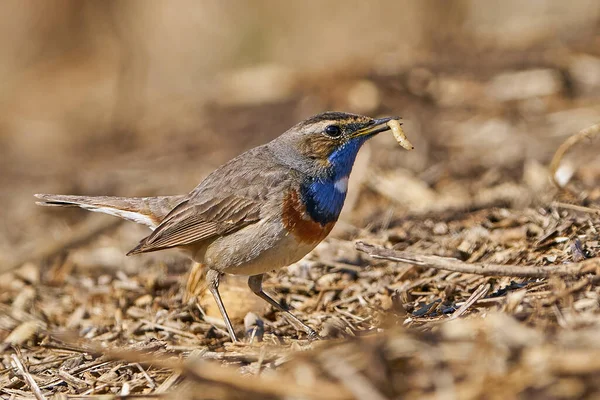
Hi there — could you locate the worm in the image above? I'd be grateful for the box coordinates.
[387,119,414,150]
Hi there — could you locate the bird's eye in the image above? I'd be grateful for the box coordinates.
[324,125,342,138]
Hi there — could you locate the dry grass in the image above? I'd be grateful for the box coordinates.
[4,198,600,399]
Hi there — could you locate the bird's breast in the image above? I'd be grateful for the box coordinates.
[299,175,348,226]
[281,188,335,244]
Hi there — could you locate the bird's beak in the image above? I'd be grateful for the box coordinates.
[350,116,401,138]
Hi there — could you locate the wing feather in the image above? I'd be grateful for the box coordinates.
[126,145,293,255]
[127,195,261,255]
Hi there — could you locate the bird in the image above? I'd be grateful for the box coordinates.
[36,111,408,342]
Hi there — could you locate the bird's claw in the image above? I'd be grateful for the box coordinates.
[307,328,321,341]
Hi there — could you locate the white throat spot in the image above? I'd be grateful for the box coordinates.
[334,176,349,193]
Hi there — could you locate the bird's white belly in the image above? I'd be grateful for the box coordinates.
[199,219,321,276]
[222,234,317,276]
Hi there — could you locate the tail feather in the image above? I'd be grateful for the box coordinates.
[35,194,185,230]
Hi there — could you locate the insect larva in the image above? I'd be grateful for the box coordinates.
[387,119,414,150]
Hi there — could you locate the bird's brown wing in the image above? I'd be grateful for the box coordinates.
[127,195,261,255]
[127,144,293,255]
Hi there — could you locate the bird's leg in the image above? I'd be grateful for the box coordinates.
[248,274,318,339]
[206,269,238,342]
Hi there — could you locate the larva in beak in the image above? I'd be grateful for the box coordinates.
[387,119,414,150]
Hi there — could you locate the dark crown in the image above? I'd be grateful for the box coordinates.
[299,111,366,127]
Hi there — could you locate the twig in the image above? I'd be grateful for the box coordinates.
[450,283,490,319]
[64,394,166,399]
[47,338,352,400]
[57,369,88,391]
[155,371,181,393]
[10,354,46,400]
[553,201,600,215]
[549,122,600,188]
[135,363,156,389]
[140,320,199,340]
[356,242,598,278]
[80,382,110,395]
[129,350,351,399]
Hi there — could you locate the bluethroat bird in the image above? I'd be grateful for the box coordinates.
[36,112,411,342]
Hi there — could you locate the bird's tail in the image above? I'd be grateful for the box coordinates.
[35,194,186,230]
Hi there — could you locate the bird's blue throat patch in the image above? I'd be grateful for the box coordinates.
[301,137,368,225]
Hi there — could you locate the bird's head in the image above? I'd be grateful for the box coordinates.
[270,111,401,178]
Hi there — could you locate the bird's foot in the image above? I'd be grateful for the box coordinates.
[306,328,321,341]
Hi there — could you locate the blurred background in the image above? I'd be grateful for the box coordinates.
[3,2,600,398]
[1,0,600,276]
